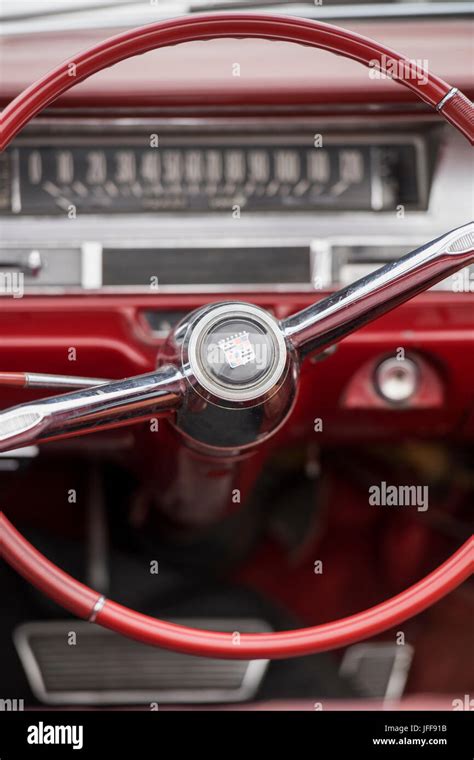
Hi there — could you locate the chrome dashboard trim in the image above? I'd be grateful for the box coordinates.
[13,113,439,129]
[41,103,435,116]
[11,149,21,214]
[81,241,103,290]
[5,236,470,295]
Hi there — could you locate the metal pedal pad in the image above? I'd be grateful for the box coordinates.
[340,642,414,700]
[14,619,270,706]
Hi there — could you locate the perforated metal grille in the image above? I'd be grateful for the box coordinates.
[15,619,270,705]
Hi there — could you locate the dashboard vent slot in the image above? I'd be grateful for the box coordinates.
[103,245,311,289]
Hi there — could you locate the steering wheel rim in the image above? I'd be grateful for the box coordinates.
[1,13,473,148]
[1,13,473,659]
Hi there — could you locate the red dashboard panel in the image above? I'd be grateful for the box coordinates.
[1,293,473,443]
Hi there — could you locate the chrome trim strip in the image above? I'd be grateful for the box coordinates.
[14,114,438,131]
[3,229,472,295]
[11,149,21,214]
[436,87,459,111]
[310,239,332,290]
[9,130,429,150]
[25,373,108,389]
[0,445,39,459]
[81,241,103,290]
[369,146,384,211]
[41,103,434,117]
[0,282,315,295]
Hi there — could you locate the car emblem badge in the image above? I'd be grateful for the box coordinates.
[219,332,256,369]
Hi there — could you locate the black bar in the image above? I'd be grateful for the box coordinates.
[0,709,471,757]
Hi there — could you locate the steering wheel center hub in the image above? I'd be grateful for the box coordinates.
[187,303,288,404]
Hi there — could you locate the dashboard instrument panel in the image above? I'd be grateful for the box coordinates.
[0,133,428,215]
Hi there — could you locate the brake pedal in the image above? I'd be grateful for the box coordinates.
[14,619,270,706]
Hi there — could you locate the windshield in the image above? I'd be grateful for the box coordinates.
[0,0,472,35]
[1,0,473,17]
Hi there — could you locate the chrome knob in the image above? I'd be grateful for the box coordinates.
[374,356,419,404]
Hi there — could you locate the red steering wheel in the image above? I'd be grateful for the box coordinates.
[1,14,473,659]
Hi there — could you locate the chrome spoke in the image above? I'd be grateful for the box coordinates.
[282,222,474,359]
[0,366,185,453]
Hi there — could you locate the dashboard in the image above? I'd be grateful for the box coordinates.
[0,116,471,295]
